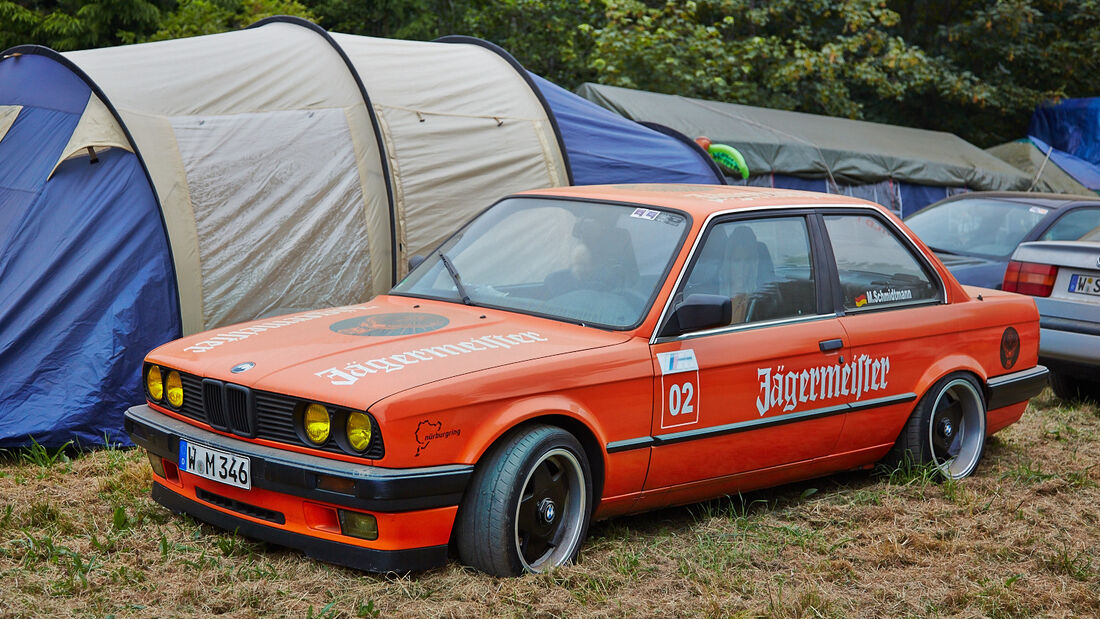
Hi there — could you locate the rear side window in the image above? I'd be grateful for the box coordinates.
[823,214,940,311]
[1041,207,1100,241]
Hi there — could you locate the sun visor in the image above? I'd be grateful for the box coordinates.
[0,105,20,143]
[48,93,131,179]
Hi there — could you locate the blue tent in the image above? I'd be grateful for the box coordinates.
[529,73,722,186]
[0,54,179,448]
[1030,98,1100,168]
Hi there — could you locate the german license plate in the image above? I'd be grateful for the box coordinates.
[1067,273,1100,297]
[178,439,251,490]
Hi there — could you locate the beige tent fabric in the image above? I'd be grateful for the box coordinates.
[64,23,389,333]
[48,93,132,178]
[0,105,19,143]
[986,140,1096,197]
[332,35,568,273]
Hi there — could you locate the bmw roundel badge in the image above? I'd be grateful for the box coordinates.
[230,361,255,374]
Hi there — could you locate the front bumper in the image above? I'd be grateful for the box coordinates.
[126,404,474,572]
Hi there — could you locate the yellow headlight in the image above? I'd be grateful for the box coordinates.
[304,404,330,444]
[146,365,163,401]
[165,371,183,408]
[346,412,373,452]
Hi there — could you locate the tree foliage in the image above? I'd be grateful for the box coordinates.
[0,0,1096,145]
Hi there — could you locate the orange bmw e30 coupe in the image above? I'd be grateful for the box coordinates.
[127,184,1048,576]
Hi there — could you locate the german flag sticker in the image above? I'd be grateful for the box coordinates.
[854,294,868,307]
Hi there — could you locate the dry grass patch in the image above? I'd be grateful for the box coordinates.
[0,389,1097,617]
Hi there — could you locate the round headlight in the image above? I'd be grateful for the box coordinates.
[346,412,373,452]
[165,371,184,408]
[304,404,331,445]
[146,365,163,401]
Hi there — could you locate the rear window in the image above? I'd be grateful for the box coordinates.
[904,198,1048,257]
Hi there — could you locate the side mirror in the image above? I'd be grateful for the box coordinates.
[408,254,426,271]
[660,294,732,337]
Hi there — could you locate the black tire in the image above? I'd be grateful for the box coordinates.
[884,372,987,479]
[1049,371,1100,403]
[455,425,593,576]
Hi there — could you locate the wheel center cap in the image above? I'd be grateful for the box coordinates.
[939,417,954,438]
[538,498,556,524]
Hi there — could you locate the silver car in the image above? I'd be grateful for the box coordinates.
[1004,231,1100,400]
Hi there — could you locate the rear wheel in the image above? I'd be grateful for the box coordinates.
[886,373,987,479]
[455,425,592,576]
[1050,370,1100,403]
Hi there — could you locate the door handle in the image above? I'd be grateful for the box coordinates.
[819,338,843,352]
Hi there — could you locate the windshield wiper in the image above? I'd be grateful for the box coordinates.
[438,251,473,305]
[927,245,959,256]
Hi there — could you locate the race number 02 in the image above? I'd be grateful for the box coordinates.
[657,350,700,429]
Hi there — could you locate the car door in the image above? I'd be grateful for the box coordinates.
[818,210,956,454]
[644,212,849,491]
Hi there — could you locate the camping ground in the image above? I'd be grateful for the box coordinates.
[0,389,1096,617]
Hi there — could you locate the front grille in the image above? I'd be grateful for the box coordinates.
[169,371,385,459]
[196,488,285,524]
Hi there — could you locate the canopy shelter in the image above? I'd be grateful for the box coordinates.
[0,18,719,447]
[577,82,1032,216]
[986,138,1098,196]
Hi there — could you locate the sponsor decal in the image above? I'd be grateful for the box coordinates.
[630,207,661,221]
[657,349,699,375]
[315,331,549,386]
[756,354,890,417]
[183,306,366,353]
[330,312,448,337]
[414,419,460,457]
[1000,327,1020,370]
[860,288,913,306]
[658,349,700,428]
[230,362,254,374]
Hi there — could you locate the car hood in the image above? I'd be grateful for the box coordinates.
[148,295,635,408]
[934,251,1008,289]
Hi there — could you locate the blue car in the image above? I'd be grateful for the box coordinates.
[904,192,1100,289]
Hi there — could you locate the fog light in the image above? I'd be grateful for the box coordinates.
[303,403,330,445]
[147,451,165,477]
[338,510,378,540]
[166,370,184,408]
[146,365,163,401]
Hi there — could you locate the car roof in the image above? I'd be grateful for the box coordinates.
[926,191,1100,210]
[514,184,877,218]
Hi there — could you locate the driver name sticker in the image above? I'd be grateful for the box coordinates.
[859,288,913,305]
[658,350,700,429]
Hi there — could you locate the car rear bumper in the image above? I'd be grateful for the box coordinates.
[987,365,1050,410]
[1039,324,1100,368]
[126,404,473,572]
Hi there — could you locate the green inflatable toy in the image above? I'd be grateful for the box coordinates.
[708,143,749,180]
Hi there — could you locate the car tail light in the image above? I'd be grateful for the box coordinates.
[1003,261,1058,297]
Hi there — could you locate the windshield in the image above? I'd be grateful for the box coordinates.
[392,197,689,328]
[904,198,1050,257]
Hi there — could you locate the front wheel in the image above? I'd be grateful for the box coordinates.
[455,425,592,576]
[885,373,987,479]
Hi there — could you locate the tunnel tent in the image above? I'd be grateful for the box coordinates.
[577,82,1033,216]
[1,16,735,448]
[0,52,179,448]
[986,138,1098,196]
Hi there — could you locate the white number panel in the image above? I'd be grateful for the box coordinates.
[657,350,700,429]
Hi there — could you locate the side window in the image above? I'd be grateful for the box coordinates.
[823,214,939,311]
[681,216,816,325]
[1041,208,1100,241]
